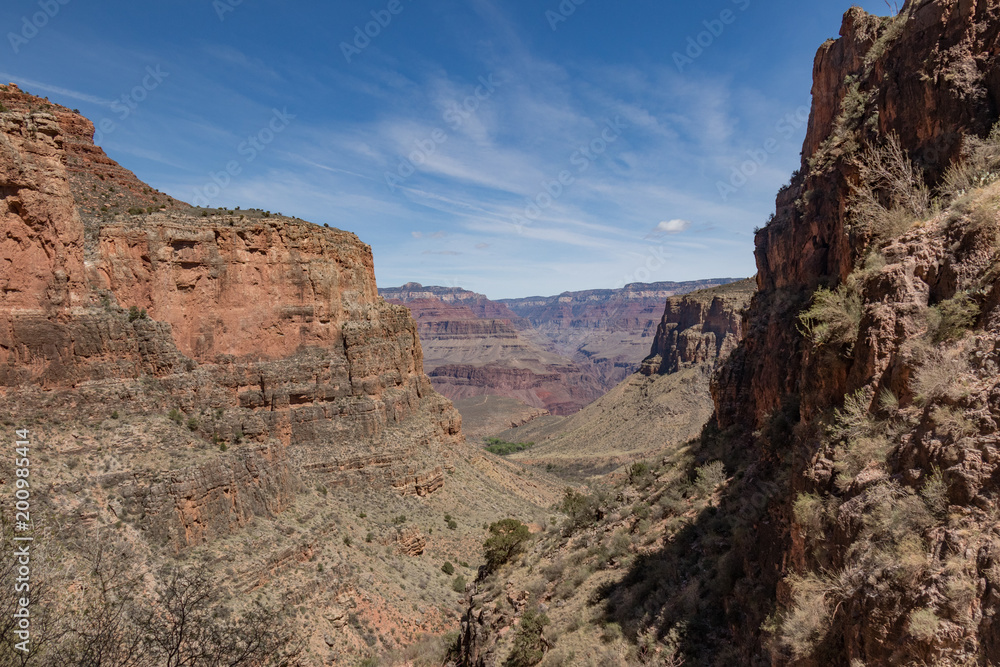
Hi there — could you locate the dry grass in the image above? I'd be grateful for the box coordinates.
[849,134,931,244]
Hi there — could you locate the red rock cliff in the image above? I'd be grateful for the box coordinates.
[0,83,462,550]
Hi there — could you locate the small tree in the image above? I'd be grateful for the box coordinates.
[483,519,531,573]
[504,608,550,667]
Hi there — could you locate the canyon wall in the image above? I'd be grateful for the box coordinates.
[0,83,461,550]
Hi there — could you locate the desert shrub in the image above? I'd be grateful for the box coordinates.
[908,608,940,642]
[452,575,467,593]
[505,608,550,667]
[168,409,183,424]
[365,532,374,543]
[793,494,826,537]
[441,562,455,576]
[849,134,930,243]
[799,278,863,349]
[186,417,199,432]
[779,574,834,659]
[128,306,148,322]
[940,123,1000,198]
[559,489,600,532]
[627,461,651,486]
[693,461,726,497]
[927,292,979,343]
[542,559,565,583]
[920,468,948,518]
[912,347,972,405]
[483,519,531,573]
[864,12,907,66]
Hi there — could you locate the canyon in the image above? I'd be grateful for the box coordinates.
[380,278,740,428]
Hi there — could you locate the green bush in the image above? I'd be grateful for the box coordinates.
[793,493,825,537]
[186,418,199,432]
[920,468,948,518]
[168,409,183,425]
[799,278,863,349]
[559,488,600,532]
[128,306,148,322]
[441,562,455,576]
[627,461,652,486]
[451,575,467,593]
[504,608,550,667]
[941,123,1000,198]
[483,519,531,573]
[779,574,834,659]
[927,292,979,343]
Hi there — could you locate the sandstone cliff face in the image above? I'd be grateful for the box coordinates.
[0,83,461,551]
[706,2,1000,665]
[640,278,753,376]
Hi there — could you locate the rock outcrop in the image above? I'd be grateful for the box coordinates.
[640,278,753,376]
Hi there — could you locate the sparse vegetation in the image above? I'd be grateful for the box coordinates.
[128,306,148,322]
[849,134,930,243]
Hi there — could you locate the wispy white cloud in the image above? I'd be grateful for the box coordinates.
[0,73,113,105]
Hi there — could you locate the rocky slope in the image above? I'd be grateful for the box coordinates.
[0,83,558,665]
[501,279,742,388]
[456,2,1000,666]
[381,285,605,417]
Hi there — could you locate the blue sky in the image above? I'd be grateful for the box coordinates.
[1,0,890,298]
